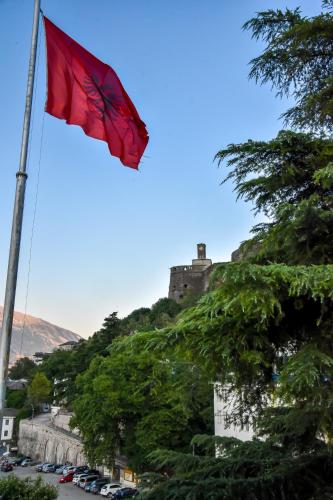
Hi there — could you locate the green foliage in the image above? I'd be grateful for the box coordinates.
[71,335,213,471]
[149,298,182,327]
[28,372,52,408]
[38,312,124,406]
[243,2,333,131]
[137,435,333,500]
[36,301,181,408]
[6,389,27,409]
[135,3,333,498]
[122,298,181,334]
[140,263,333,438]
[121,307,152,334]
[216,131,333,264]
[8,357,36,381]
[0,474,57,499]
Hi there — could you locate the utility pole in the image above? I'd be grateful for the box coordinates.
[0,0,41,410]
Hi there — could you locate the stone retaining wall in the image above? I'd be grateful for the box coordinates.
[18,414,137,487]
[18,416,85,465]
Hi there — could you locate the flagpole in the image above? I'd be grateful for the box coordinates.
[0,0,41,411]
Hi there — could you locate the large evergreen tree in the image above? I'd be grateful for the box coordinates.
[136,2,333,498]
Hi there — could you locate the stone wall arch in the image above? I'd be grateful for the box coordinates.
[55,442,65,464]
[76,451,85,466]
[44,439,53,462]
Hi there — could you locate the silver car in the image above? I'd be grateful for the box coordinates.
[78,474,98,488]
[73,472,88,485]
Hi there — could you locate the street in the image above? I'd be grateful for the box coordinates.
[0,466,89,499]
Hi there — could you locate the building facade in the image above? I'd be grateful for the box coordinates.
[214,384,254,445]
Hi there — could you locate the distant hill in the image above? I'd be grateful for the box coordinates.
[0,306,81,365]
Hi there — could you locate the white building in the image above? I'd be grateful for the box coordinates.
[58,341,79,351]
[1,409,17,452]
[214,384,254,443]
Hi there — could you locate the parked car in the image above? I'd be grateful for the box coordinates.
[43,463,59,473]
[111,488,138,499]
[62,465,76,475]
[13,456,30,466]
[21,458,37,466]
[73,472,89,485]
[85,468,100,476]
[100,483,122,497]
[55,465,65,474]
[36,462,48,472]
[65,469,76,477]
[63,465,87,476]
[78,474,99,489]
[1,462,13,472]
[75,466,89,474]
[87,477,109,494]
[59,473,74,483]
[42,463,52,472]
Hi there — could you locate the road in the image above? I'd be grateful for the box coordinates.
[0,465,90,499]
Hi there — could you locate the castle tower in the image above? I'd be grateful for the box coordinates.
[197,243,206,259]
[168,243,213,303]
[192,242,212,268]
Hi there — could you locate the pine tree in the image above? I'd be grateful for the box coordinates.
[137,2,333,498]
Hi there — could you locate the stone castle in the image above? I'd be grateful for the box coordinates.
[168,243,217,303]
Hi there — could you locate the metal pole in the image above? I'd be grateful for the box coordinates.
[0,0,41,410]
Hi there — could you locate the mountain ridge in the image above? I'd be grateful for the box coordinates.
[0,306,81,365]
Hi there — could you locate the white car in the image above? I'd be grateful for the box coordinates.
[73,473,88,485]
[100,483,122,497]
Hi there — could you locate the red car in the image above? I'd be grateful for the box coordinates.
[59,472,74,483]
[1,463,13,472]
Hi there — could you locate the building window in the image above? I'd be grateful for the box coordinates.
[5,419,9,425]
[184,284,188,288]
[4,430,8,437]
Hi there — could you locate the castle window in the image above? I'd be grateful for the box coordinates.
[179,294,183,299]
[4,430,8,437]
[184,284,188,288]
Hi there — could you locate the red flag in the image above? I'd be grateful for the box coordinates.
[43,17,148,169]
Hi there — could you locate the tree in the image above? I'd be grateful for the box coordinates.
[243,2,333,131]
[6,388,27,409]
[28,372,52,411]
[37,304,182,409]
[216,130,333,265]
[121,307,152,334]
[149,298,182,328]
[8,357,36,381]
[0,475,57,499]
[70,333,213,471]
[37,312,124,406]
[135,2,333,498]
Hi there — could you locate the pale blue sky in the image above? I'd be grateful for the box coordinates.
[0,0,322,337]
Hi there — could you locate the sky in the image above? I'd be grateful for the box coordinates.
[0,0,323,338]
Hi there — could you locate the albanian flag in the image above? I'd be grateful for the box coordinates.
[43,17,148,169]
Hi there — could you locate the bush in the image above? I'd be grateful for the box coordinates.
[0,475,57,499]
